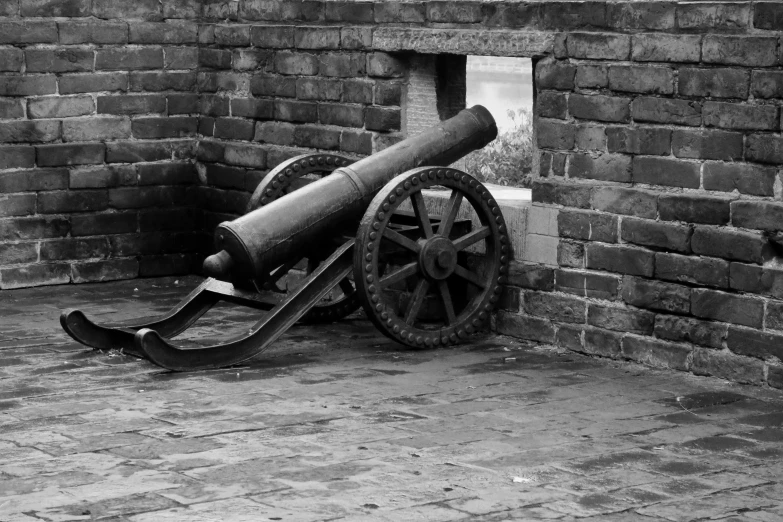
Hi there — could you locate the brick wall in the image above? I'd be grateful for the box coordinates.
[3,0,783,389]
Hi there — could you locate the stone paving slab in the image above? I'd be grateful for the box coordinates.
[1,276,782,521]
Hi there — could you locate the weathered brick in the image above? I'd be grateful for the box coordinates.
[535,60,576,90]
[296,78,342,101]
[230,98,273,120]
[72,259,139,283]
[374,81,402,106]
[731,200,783,232]
[166,47,199,70]
[533,180,592,209]
[692,227,771,264]
[0,146,35,169]
[691,348,764,385]
[325,1,373,23]
[621,218,692,253]
[340,26,372,50]
[555,324,583,352]
[367,53,405,78]
[198,48,231,69]
[223,144,267,170]
[28,96,94,119]
[199,95,229,117]
[679,68,749,99]
[0,168,69,193]
[677,3,751,31]
[0,263,71,290]
[139,253,194,277]
[0,21,58,44]
[97,95,165,115]
[250,25,294,48]
[251,75,297,97]
[0,120,60,144]
[366,107,401,132]
[574,64,608,89]
[340,130,371,155]
[703,101,778,132]
[375,2,426,23]
[556,269,619,300]
[574,124,606,152]
[633,157,699,189]
[0,216,69,240]
[558,210,617,243]
[275,100,317,123]
[541,1,606,31]
[58,21,128,44]
[745,134,783,165]
[567,33,630,60]
[274,51,318,76]
[163,0,201,19]
[93,0,162,20]
[608,2,675,31]
[40,237,110,261]
[659,194,731,225]
[586,243,654,277]
[426,1,481,23]
[255,121,295,146]
[343,80,373,104]
[22,0,90,17]
[213,24,250,46]
[631,97,701,126]
[70,166,135,189]
[588,304,654,334]
[319,53,366,78]
[654,315,725,348]
[0,76,57,96]
[672,129,743,161]
[524,291,586,324]
[591,187,657,219]
[109,186,187,209]
[691,288,763,328]
[755,2,783,30]
[631,34,701,63]
[294,125,340,150]
[205,164,245,190]
[59,73,128,94]
[703,162,775,197]
[568,152,631,183]
[606,126,671,156]
[38,189,109,214]
[138,163,195,185]
[106,141,170,163]
[0,98,24,120]
[214,118,255,141]
[132,117,198,139]
[557,240,584,268]
[319,104,364,128]
[496,311,555,343]
[95,48,164,71]
[167,93,199,115]
[703,36,778,67]
[655,252,728,288]
[730,263,783,300]
[0,242,38,265]
[582,326,623,358]
[0,48,24,72]
[608,65,674,95]
[569,94,630,123]
[507,262,554,291]
[622,277,690,314]
[0,194,36,217]
[537,120,575,150]
[622,336,690,371]
[129,72,196,92]
[139,208,198,232]
[766,300,783,331]
[62,117,131,142]
[752,71,783,99]
[37,143,105,167]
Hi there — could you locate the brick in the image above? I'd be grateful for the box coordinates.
[0,48,23,72]
[0,194,36,217]
[341,27,372,50]
[213,118,254,141]
[745,135,783,165]
[589,304,654,334]
[374,82,402,106]
[319,53,366,78]
[367,53,405,78]
[255,121,294,145]
[557,240,584,268]
[752,71,783,99]
[755,2,783,30]
[0,76,57,97]
[230,99,273,120]
[0,242,38,265]
[0,168,68,192]
[0,21,58,44]
[677,3,751,31]
[251,75,296,97]
[0,98,25,119]
[340,130,371,155]
[138,163,195,185]
[58,21,128,44]
[692,288,763,328]
[535,60,575,90]
[214,24,250,46]
[704,102,778,132]
[106,141,170,163]
[38,189,109,214]
[634,156,700,189]
[568,152,631,183]
[703,162,775,197]
[294,26,339,50]
[93,0,162,19]
[139,253,195,277]
[541,1,606,31]
[294,125,340,150]
[536,92,568,119]
[586,244,654,277]
[731,201,783,232]
[692,227,771,264]
[70,166,135,189]
[524,291,586,324]
[71,212,137,236]
[679,68,749,99]
[319,104,364,128]
[59,73,128,94]
[167,94,199,114]
[533,180,592,209]
[25,49,94,74]
[539,151,567,178]
[0,146,35,169]
[96,48,164,71]
[132,117,198,139]
[198,48,231,69]
[198,71,249,93]
[631,97,701,126]
[427,1,481,23]
[343,80,373,104]
[205,164,245,190]
[691,348,764,385]
[250,25,294,48]
[558,210,617,243]
[28,96,93,120]
[62,116,132,142]
[660,194,731,225]
[0,263,71,290]
[163,0,200,19]
[0,216,69,240]
[139,208,198,232]
[567,33,630,60]
[569,94,630,123]
[274,51,318,76]
[537,120,574,150]
[366,107,401,132]
[496,311,555,344]
[591,187,657,219]
[37,144,105,167]
[72,259,139,283]
[672,129,743,161]
[507,262,554,291]
[223,144,267,169]
[655,252,728,288]
[166,47,199,70]
[40,237,110,261]
[97,95,165,115]
[22,0,90,17]
[606,127,671,156]
[555,324,583,351]
[654,315,725,348]
[275,100,317,123]
[556,269,619,300]
[703,36,778,67]
[631,34,701,63]
[375,2,425,23]
[622,277,691,314]
[324,1,372,23]
[608,65,674,95]
[730,263,783,300]
[574,124,605,152]
[767,300,783,331]
[607,2,675,30]
[129,72,196,92]
[0,121,60,144]
[575,65,607,89]
[297,78,342,101]
[621,218,692,254]
[583,327,622,358]
[200,95,229,117]
[109,186,187,209]
[622,336,690,371]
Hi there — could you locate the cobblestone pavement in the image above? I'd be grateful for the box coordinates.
[1,276,783,521]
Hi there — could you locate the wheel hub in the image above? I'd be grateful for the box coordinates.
[419,237,457,280]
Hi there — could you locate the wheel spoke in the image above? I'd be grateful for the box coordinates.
[452,226,491,251]
[338,278,354,295]
[404,278,429,325]
[438,281,457,326]
[411,191,433,239]
[453,264,487,289]
[383,227,421,254]
[379,262,419,288]
[437,190,463,238]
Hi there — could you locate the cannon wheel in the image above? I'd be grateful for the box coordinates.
[353,167,509,348]
[247,153,362,323]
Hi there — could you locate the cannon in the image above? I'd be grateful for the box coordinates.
[60,105,510,371]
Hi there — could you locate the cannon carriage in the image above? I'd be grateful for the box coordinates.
[60,106,511,371]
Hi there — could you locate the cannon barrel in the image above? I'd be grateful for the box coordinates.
[204,105,498,282]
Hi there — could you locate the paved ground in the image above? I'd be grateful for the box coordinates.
[1,276,783,521]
